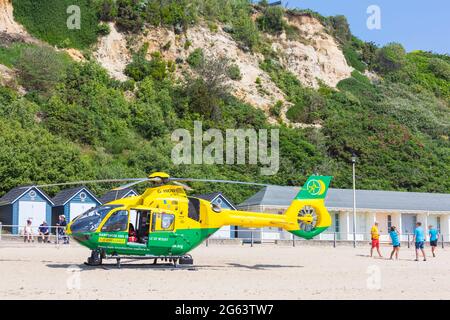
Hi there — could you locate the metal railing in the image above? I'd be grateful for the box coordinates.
[0,223,69,245]
[207,229,448,249]
[0,223,447,249]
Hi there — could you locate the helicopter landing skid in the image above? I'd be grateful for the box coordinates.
[95,254,194,268]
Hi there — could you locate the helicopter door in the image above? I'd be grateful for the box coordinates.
[147,212,178,252]
[127,210,150,246]
[137,210,151,244]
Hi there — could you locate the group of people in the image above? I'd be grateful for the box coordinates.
[370,221,440,261]
[22,215,69,244]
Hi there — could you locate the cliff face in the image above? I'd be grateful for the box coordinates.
[92,15,352,122]
[0,0,352,121]
[274,14,353,88]
[0,0,35,43]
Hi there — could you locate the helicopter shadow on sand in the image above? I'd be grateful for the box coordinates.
[45,260,303,271]
[45,261,191,271]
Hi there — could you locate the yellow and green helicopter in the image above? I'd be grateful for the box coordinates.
[37,172,332,267]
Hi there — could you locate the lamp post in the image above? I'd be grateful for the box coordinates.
[351,153,357,248]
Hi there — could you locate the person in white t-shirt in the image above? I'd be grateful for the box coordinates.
[23,219,34,243]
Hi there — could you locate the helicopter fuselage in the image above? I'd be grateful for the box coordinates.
[67,185,308,257]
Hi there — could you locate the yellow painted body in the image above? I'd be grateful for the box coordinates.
[88,185,331,234]
[67,174,333,257]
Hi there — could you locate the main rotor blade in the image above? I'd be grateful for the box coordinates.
[23,178,149,189]
[172,181,194,191]
[169,178,272,187]
[112,178,154,191]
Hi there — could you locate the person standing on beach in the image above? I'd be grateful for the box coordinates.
[428,225,439,257]
[389,226,400,260]
[413,222,426,261]
[370,222,382,258]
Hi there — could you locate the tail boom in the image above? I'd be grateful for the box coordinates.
[216,175,333,240]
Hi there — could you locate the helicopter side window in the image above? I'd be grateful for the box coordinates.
[151,213,175,232]
[187,197,200,221]
[101,210,129,232]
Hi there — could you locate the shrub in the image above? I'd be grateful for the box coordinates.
[285,24,301,41]
[97,22,111,36]
[330,15,352,44]
[16,46,69,95]
[286,90,325,124]
[343,45,366,73]
[428,58,450,80]
[232,11,260,51]
[115,0,144,33]
[0,43,35,68]
[96,0,118,21]
[125,49,169,82]
[187,48,204,68]
[270,100,283,118]
[256,6,285,34]
[184,39,192,50]
[375,43,407,74]
[227,64,242,80]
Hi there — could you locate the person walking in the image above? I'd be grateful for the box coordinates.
[413,222,426,261]
[428,225,439,257]
[389,226,400,260]
[370,222,382,258]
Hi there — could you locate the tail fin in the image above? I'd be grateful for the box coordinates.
[285,176,333,240]
[296,175,332,200]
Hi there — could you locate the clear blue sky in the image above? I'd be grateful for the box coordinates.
[274,0,449,54]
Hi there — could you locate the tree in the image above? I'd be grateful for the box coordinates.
[331,15,351,44]
[361,41,378,69]
[375,43,406,74]
[183,54,232,120]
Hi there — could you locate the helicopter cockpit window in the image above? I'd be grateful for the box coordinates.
[70,205,121,233]
[101,210,129,232]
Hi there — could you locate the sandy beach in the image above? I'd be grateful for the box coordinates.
[1,242,449,300]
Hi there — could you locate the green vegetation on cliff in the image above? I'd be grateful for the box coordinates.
[0,1,449,203]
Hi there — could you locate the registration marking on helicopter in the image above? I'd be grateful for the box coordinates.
[98,237,126,244]
[98,233,127,244]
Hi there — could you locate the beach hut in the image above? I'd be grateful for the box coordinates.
[52,187,101,224]
[0,186,54,234]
